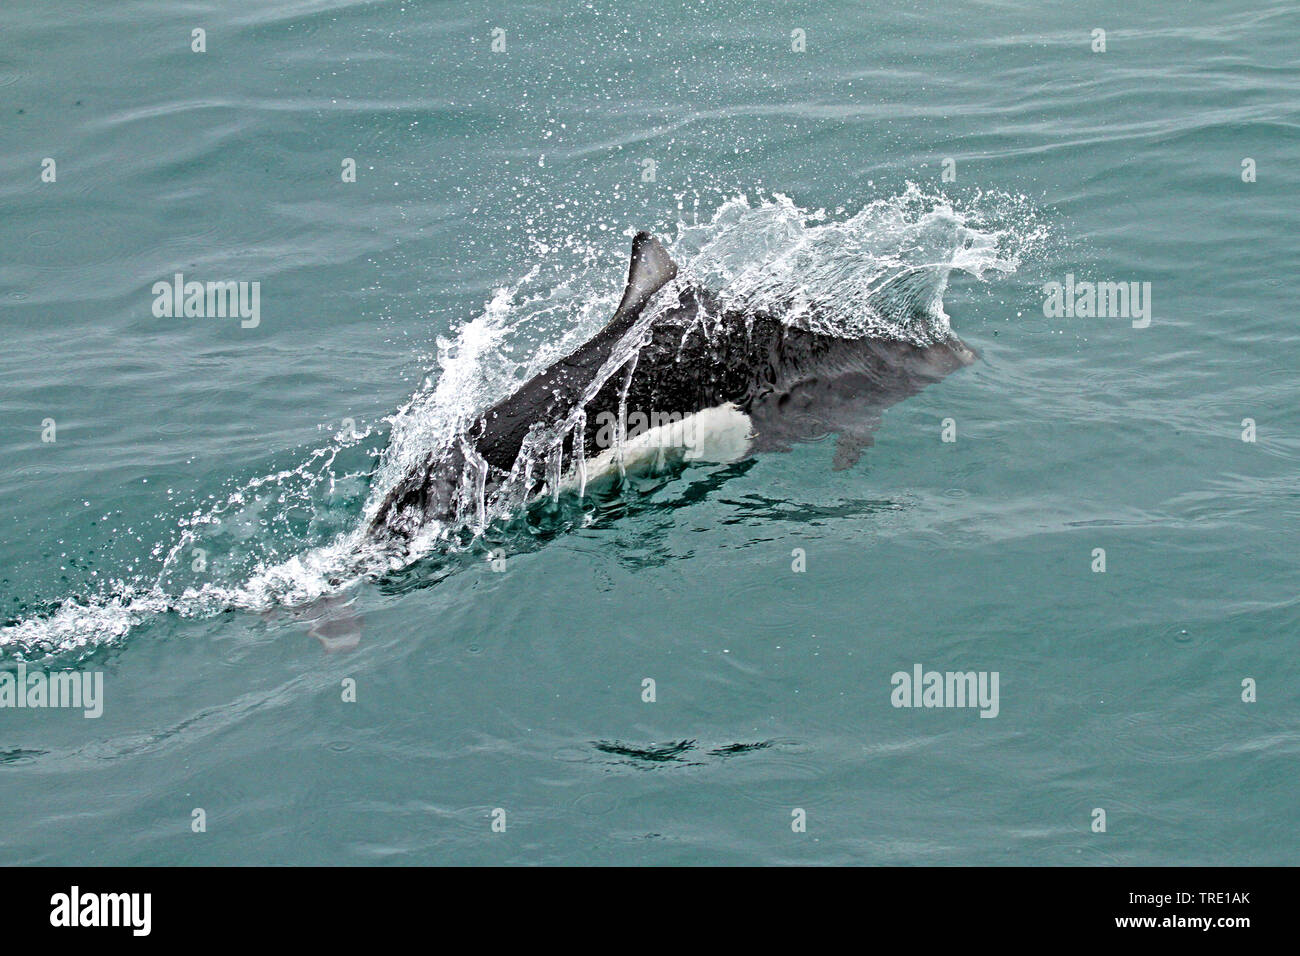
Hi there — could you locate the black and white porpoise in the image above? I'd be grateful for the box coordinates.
[368,231,976,540]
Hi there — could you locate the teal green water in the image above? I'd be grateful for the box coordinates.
[1,0,1298,865]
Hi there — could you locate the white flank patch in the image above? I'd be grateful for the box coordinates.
[562,403,753,492]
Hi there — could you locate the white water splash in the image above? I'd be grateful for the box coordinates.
[671,185,1043,341]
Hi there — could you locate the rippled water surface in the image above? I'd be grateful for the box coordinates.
[0,0,1297,864]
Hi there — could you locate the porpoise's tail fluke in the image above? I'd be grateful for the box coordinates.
[615,232,678,317]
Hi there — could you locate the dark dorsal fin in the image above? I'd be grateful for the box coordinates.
[615,232,677,317]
